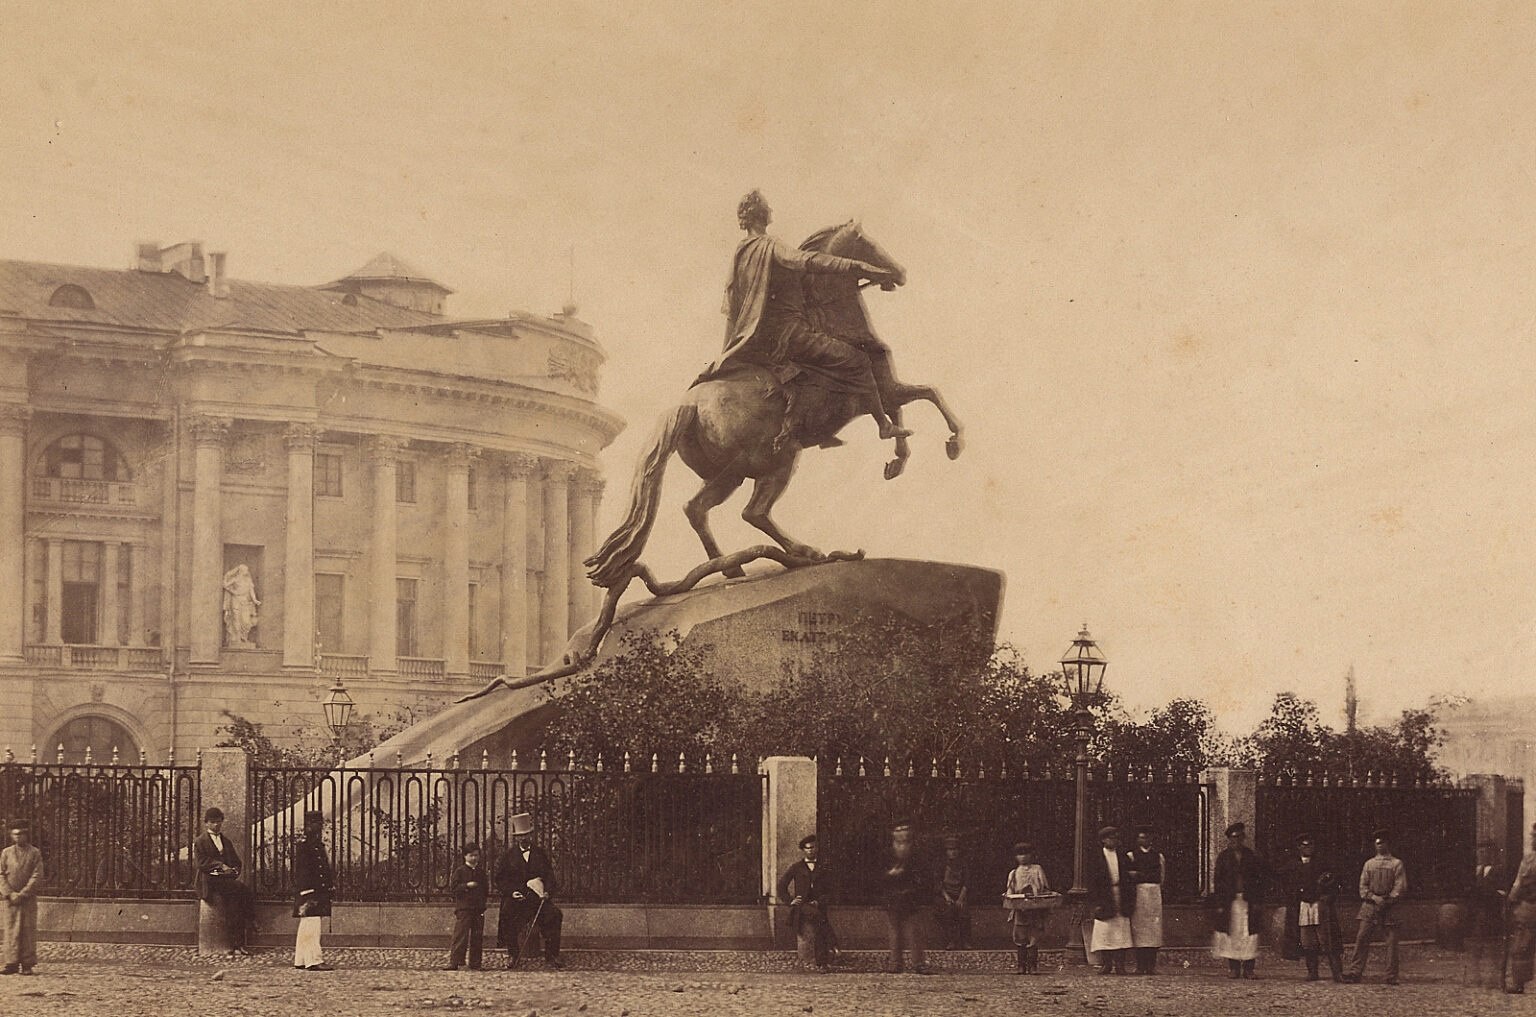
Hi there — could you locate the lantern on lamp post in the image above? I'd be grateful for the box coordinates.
[1060,624,1108,962]
[319,638,354,762]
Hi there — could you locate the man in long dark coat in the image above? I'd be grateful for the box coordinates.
[777,833,834,972]
[193,806,255,956]
[1211,821,1266,979]
[1280,833,1344,982]
[495,813,563,969]
[1086,825,1136,975]
[292,810,335,971]
[1507,822,1536,994]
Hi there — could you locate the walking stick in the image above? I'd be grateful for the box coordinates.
[512,894,546,969]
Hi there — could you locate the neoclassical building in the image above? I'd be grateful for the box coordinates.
[0,242,622,761]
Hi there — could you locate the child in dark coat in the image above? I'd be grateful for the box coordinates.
[444,843,489,970]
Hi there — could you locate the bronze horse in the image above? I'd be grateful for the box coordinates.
[585,221,963,591]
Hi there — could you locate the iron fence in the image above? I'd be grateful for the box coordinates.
[0,756,201,898]
[248,754,765,905]
[1255,771,1477,898]
[817,758,1210,905]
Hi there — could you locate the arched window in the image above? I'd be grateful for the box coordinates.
[48,284,95,310]
[51,714,140,764]
[36,434,129,481]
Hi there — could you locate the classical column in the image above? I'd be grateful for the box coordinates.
[539,460,576,659]
[0,405,29,662]
[568,470,602,629]
[367,436,403,674]
[571,470,605,622]
[282,424,319,670]
[188,415,231,664]
[126,542,146,647]
[100,541,120,647]
[44,539,62,645]
[443,443,477,677]
[499,453,537,674]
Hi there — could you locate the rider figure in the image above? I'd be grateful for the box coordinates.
[709,190,911,447]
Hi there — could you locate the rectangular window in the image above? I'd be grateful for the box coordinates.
[61,540,101,645]
[396,578,418,658]
[315,453,343,497]
[315,573,345,654]
[467,466,478,511]
[396,461,416,503]
[467,582,479,658]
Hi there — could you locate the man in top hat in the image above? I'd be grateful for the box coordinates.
[1211,821,1266,978]
[1126,826,1165,975]
[1344,829,1407,984]
[193,806,256,956]
[1,820,43,976]
[1506,821,1536,994]
[1280,832,1344,982]
[777,833,835,972]
[495,813,563,969]
[1086,825,1136,974]
[292,810,335,971]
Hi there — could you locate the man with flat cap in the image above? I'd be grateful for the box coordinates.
[292,810,335,971]
[1281,832,1344,982]
[1505,821,1536,994]
[1211,821,1266,978]
[495,812,564,969]
[1086,825,1135,975]
[1126,826,1165,975]
[1344,829,1407,984]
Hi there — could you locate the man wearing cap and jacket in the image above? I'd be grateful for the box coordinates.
[1211,821,1267,979]
[1086,825,1136,975]
[1280,833,1345,982]
[495,813,564,969]
[1506,822,1536,994]
[1343,829,1407,985]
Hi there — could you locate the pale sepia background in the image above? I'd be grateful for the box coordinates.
[3,0,1531,731]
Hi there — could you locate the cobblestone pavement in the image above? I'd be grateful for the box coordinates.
[3,945,1534,1016]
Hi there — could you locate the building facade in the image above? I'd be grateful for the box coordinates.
[0,242,622,761]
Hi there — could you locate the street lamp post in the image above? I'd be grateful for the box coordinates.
[318,641,355,763]
[1060,624,1108,964]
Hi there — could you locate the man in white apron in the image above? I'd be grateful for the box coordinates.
[1211,822,1266,978]
[1127,825,1165,975]
[1087,825,1135,974]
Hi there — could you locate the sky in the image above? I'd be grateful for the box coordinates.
[3,1,1534,732]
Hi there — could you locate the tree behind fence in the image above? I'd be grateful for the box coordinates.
[248,759,765,904]
[817,761,1209,905]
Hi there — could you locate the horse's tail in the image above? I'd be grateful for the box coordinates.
[584,401,695,588]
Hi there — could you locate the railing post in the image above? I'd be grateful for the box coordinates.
[758,756,816,905]
[1199,766,1256,894]
[198,746,250,956]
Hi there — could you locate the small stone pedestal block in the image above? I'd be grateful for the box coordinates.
[198,900,232,956]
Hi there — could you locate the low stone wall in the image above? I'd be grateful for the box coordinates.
[39,897,1468,951]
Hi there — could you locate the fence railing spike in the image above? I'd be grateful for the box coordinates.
[481,749,489,770]
[858,757,867,777]
[834,757,843,777]
[511,749,519,771]
[569,748,577,772]
[596,752,605,773]
[30,745,37,764]
[425,750,433,769]
[883,756,891,778]
[977,761,986,780]
[705,752,714,774]
[731,753,740,775]
[651,753,659,773]
[678,751,687,774]
[396,750,404,768]
[449,751,460,770]
[2,747,11,763]
[623,750,632,773]
[540,750,549,772]
[111,745,119,765]
[167,746,174,766]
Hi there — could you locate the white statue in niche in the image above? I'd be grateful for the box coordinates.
[222,564,260,648]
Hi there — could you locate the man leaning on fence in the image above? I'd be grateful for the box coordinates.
[1,820,42,976]
[194,807,256,956]
[1343,829,1406,985]
[778,833,834,972]
[1505,822,1536,994]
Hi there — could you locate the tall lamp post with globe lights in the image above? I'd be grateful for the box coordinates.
[318,642,355,763]
[1061,625,1108,962]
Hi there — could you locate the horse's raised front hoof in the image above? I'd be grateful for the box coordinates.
[884,458,906,481]
[946,435,964,460]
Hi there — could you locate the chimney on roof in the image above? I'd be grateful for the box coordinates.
[136,242,162,272]
[207,252,229,298]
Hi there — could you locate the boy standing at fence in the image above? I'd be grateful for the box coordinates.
[444,842,489,971]
[1343,829,1407,985]
[777,833,834,972]
[193,807,256,956]
[1,820,42,976]
[1003,841,1050,974]
[935,835,970,950]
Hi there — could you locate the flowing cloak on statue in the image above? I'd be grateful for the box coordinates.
[708,234,877,396]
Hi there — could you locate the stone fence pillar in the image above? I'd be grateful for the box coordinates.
[1200,767,1257,893]
[198,747,250,956]
[759,756,817,902]
[1460,773,1514,872]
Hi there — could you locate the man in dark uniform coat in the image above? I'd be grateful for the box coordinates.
[1086,825,1136,975]
[292,810,335,970]
[193,807,255,955]
[1211,821,1267,979]
[1280,833,1344,982]
[495,813,563,969]
[777,833,835,971]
